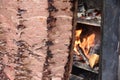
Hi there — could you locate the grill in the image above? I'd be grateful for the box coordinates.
[70,0,119,80]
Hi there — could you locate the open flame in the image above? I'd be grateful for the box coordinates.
[73,30,82,55]
[74,28,100,68]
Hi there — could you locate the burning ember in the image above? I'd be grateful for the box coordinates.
[74,26,101,68]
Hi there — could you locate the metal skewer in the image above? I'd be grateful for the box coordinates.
[76,44,90,65]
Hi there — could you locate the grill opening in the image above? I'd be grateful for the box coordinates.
[70,0,102,80]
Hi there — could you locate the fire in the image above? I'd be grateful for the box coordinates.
[74,29,95,58]
[73,30,82,55]
[80,33,95,59]
[74,28,99,68]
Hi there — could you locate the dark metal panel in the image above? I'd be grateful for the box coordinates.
[100,0,120,80]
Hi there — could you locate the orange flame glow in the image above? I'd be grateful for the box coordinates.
[74,29,96,59]
[73,30,82,55]
[73,27,100,68]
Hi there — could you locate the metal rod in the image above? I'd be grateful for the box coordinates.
[76,44,89,65]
